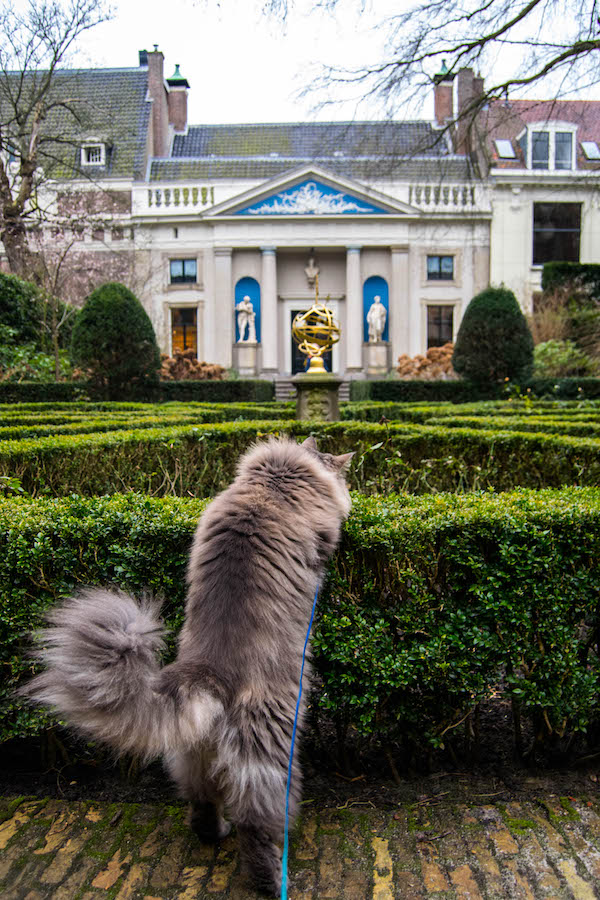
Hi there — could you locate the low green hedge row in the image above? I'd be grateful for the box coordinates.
[0,380,275,404]
[350,377,600,402]
[0,405,294,440]
[3,488,600,759]
[424,416,600,437]
[342,399,600,423]
[1,419,600,497]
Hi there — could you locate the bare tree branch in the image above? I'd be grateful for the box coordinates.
[0,0,111,277]
[261,0,600,123]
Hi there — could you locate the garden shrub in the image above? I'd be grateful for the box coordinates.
[70,282,161,400]
[542,262,600,298]
[1,418,600,497]
[2,488,600,762]
[0,379,276,403]
[452,286,534,385]
[0,272,44,345]
[533,339,596,377]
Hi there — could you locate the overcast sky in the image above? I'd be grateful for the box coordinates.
[19,0,598,127]
[72,0,429,125]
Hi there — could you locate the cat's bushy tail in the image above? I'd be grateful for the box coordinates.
[21,588,223,760]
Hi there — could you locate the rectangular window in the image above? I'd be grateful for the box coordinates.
[533,203,581,265]
[81,144,105,166]
[169,258,197,284]
[171,307,197,355]
[555,132,573,169]
[427,306,453,348]
[427,255,454,280]
[531,131,550,169]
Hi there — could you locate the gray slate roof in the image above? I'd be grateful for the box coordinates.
[0,67,150,180]
[151,121,472,182]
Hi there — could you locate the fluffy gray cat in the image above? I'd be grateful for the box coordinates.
[23,436,353,896]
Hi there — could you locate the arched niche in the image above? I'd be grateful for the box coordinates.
[234,277,261,343]
[363,276,389,342]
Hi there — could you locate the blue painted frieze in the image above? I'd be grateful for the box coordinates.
[235,180,388,215]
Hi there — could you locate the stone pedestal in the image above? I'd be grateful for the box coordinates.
[365,341,390,376]
[293,373,343,421]
[233,342,258,377]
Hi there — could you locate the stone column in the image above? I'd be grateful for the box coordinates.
[345,246,362,374]
[390,246,410,363]
[261,247,278,374]
[214,247,233,368]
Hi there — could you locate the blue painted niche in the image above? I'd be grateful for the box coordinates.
[234,277,261,343]
[363,276,389,342]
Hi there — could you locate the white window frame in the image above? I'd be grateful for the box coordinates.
[81,143,106,167]
[520,122,578,172]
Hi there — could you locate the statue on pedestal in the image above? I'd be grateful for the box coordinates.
[366,295,387,342]
[236,296,256,343]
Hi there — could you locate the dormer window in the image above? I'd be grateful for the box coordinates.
[81,143,105,167]
[520,123,576,171]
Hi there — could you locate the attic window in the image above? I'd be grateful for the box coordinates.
[521,123,577,171]
[581,141,600,160]
[81,143,105,166]
[494,139,516,159]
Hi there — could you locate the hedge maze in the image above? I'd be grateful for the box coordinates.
[3,397,600,766]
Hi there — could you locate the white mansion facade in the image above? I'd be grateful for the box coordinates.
[5,51,600,378]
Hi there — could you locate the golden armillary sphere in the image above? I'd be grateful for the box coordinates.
[292,276,341,374]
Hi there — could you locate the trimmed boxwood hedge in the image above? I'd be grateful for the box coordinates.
[0,379,275,404]
[1,419,600,497]
[351,378,600,402]
[3,488,600,761]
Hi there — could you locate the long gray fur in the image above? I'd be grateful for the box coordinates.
[23,436,353,897]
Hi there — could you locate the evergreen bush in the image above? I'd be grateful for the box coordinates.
[70,283,161,399]
[0,272,43,344]
[452,286,534,385]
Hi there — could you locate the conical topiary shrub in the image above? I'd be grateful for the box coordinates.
[452,286,534,385]
[70,282,160,399]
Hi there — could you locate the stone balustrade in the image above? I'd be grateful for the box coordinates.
[408,183,490,213]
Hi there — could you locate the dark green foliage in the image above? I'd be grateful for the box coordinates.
[542,262,600,298]
[349,379,502,402]
[3,489,600,761]
[0,383,88,403]
[156,379,274,403]
[1,415,600,497]
[452,286,534,385]
[0,272,44,345]
[70,283,161,400]
[0,379,275,403]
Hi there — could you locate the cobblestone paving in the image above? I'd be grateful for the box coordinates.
[2,789,600,898]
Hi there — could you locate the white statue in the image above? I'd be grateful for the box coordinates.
[304,255,320,288]
[236,296,255,343]
[247,307,257,343]
[366,295,387,342]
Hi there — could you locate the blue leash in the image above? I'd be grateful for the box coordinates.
[281,583,319,900]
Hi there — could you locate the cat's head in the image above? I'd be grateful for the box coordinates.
[301,435,353,480]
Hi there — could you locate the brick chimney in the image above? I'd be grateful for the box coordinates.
[433,61,455,127]
[145,46,169,157]
[455,68,484,155]
[167,64,190,133]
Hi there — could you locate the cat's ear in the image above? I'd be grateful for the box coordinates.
[333,452,354,473]
[301,436,318,451]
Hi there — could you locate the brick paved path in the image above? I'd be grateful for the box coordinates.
[2,790,600,899]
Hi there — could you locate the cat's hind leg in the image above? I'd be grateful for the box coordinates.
[166,746,231,842]
[227,754,302,897]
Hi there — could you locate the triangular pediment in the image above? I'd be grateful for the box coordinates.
[203,165,420,217]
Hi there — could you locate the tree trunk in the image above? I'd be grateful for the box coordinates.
[1,220,36,281]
